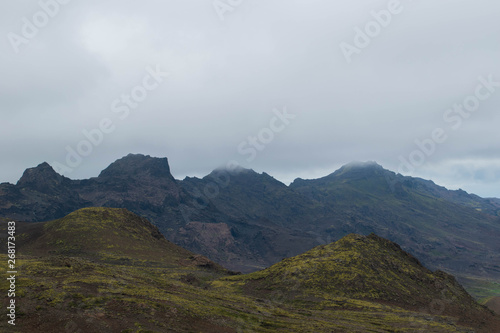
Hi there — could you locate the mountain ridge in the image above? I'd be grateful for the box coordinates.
[1,154,500,299]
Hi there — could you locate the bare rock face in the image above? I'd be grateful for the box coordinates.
[78,154,181,208]
[175,222,239,266]
[17,162,65,193]
[0,162,90,221]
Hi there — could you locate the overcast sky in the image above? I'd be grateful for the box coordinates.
[1,0,499,198]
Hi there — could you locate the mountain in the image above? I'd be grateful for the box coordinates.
[178,168,321,271]
[1,209,498,332]
[485,297,500,315]
[182,168,317,228]
[227,233,500,332]
[1,155,500,300]
[289,162,500,282]
[0,162,90,221]
[78,154,186,217]
[0,154,229,233]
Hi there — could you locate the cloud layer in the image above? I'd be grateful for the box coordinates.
[1,0,499,197]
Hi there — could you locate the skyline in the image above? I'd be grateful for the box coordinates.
[4,153,500,201]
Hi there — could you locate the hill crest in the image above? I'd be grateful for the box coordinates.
[232,233,496,329]
[16,207,226,271]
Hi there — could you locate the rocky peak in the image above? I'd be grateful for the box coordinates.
[98,154,174,181]
[331,161,385,178]
[17,162,65,191]
[291,161,388,188]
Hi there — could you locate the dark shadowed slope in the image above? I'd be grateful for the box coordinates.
[290,162,500,281]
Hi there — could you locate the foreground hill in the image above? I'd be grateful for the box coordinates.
[0,208,232,332]
[1,208,499,332]
[10,207,226,271]
[230,234,493,327]
[1,155,500,298]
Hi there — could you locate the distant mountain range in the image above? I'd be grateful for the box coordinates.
[1,207,498,332]
[1,154,500,295]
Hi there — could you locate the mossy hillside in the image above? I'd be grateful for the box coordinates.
[230,234,487,320]
[2,209,498,332]
[1,254,475,333]
[18,207,201,266]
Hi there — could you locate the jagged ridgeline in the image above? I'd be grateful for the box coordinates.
[2,154,500,285]
[2,209,498,332]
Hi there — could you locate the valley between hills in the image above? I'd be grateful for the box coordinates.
[1,154,500,332]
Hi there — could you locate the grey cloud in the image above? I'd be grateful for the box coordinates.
[0,0,499,198]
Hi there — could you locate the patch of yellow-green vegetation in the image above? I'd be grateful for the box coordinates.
[36,288,67,306]
[10,253,472,333]
[0,255,10,290]
[4,210,489,332]
[21,207,192,266]
[235,234,442,303]
[459,276,500,301]
[221,233,492,332]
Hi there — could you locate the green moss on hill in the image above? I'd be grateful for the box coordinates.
[227,233,491,328]
[17,207,227,270]
[1,209,498,332]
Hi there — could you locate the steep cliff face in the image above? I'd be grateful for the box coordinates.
[75,154,183,221]
[175,222,239,263]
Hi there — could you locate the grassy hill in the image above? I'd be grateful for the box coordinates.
[16,207,198,265]
[1,208,499,332]
[228,234,492,327]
